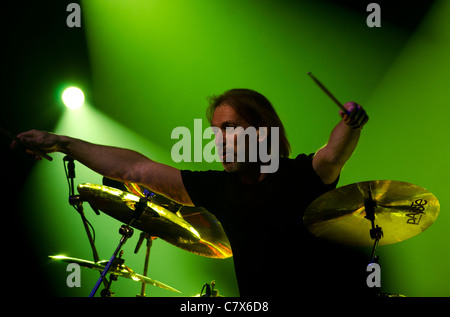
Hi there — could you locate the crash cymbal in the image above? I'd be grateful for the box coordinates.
[177,205,232,258]
[78,183,232,259]
[303,180,440,246]
[78,183,199,248]
[49,255,180,293]
[122,182,232,259]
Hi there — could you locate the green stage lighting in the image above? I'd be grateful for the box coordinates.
[62,87,85,110]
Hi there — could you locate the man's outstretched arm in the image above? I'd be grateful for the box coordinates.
[11,130,194,206]
[312,101,369,184]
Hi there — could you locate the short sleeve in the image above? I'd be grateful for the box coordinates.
[180,169,227,209]
[294,153,339,192]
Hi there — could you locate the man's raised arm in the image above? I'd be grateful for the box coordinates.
[312,101,369,184]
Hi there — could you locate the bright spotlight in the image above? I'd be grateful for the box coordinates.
[62,87,85,109]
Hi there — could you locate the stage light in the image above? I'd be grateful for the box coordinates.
[62,87,85,109]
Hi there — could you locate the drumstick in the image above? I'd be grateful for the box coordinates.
[0,126,53,161]
[307,72,348,113]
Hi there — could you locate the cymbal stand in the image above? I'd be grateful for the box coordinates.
[364,186,383,263]
[99,250,125,297]
[134,233,157,297]
[364,185,383,296]
[89,196,148,297]
[64,156,107,289]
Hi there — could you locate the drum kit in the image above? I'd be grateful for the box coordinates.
[49,161,440,297]
[48,156,233,297]
[51,180,233,297]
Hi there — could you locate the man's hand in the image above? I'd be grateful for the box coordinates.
[313,101,368,184]
[10,129,62,160]
[339,102,369,130]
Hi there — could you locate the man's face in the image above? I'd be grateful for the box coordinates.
[211,103,253,173]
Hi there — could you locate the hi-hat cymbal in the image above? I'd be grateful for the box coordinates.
[78,183,232,258]
[303,180,440,246]
[49,255,180,293]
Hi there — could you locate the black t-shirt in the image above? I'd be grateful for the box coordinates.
[181,154,370,298]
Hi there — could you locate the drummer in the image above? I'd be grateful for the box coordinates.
[12,88,369,298]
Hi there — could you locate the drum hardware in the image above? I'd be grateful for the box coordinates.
[134,232,157,297]
[53,158,233,296]
[64,155,105,288]
[62,157,178,296]
[89,194,148,297]
[364,183,383,296]
[304,180,440,296]
[99,250,125,297]
[73,181,233,296]
[131,192,159,297]
[55,153,441,297]
[364,183,383,264]
[199,280,221,297]
[303,180,440,247]
[79,181,232,259]
[65,164,99,259]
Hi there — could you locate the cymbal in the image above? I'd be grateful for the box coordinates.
[77,183,232,259]
[303,180,440,246]
[122,182,232,259]
[49,255,180,293]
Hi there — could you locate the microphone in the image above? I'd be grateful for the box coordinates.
[64,155,75,178]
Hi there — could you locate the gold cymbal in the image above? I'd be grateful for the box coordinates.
[122,182,232,259]
[49,255,180,293]
[78,183,232,258]
[303,180,440,246]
